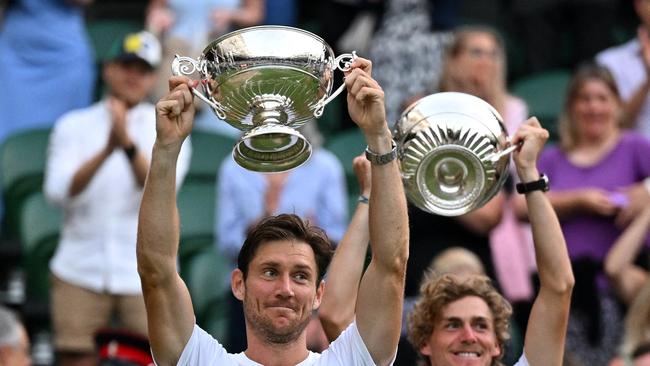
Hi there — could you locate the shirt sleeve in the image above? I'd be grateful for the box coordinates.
[317,322,394,366]
[512,353,530,366]
[43,112,88,206]
[175,325,233,366]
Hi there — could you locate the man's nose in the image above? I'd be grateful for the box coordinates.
[459,324,478,343]
[275,273,295,298]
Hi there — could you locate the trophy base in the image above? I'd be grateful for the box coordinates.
[233,124,312,173]
[412,145,486,216]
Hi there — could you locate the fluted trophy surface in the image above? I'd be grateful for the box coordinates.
[172,25,355,172]
[394,92,512,216]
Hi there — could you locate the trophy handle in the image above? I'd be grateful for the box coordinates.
[171,55,228,119]
[313,51,357,118]
[488,141,522,163]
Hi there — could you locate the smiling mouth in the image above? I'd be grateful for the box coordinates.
[453,351,481,358]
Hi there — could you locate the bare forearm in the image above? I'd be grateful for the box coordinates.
[137,143,182,285]
[604,208,650,278]
[319,201,369,342]
[68,146,112,197]
[622,79,650,129]
[522,189,574,366]
[526,191,574,294]
[366,130,409,268]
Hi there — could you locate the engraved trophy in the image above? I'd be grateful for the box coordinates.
[171,25,356,172]
[394,92,519,216]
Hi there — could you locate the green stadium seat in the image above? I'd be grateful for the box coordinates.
[177,181,217,262]
[511,70,572,142]
[186,131,238,184]
[0,128,52,238]
[183,248,230,341]
[86,19,143,63]
[19,192,62,302]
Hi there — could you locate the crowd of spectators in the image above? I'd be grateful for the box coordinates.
[1,1,650,366]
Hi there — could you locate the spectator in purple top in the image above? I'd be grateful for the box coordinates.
[514,64,650,366]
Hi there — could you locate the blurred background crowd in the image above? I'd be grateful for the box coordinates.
[1,0,650,366]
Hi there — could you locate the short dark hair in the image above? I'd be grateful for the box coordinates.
[237,214,334,284]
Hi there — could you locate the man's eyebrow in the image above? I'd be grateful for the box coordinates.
[256,261,313,271]
[258,260,280,267]
[292,264,314,272]
[441,316,490,322]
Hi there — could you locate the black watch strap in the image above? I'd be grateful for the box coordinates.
[516,173,549,194]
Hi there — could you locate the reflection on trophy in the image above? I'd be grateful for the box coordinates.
[394,92,519,216]
[171,25,356,173]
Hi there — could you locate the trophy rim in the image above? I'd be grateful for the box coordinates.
[206,25,329,53]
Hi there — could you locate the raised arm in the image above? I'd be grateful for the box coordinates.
[604,205,650,304]
[620,27,650,129]
[318,155,371,342]
[345,57,409,366]
[136,77,197,366]
[512,118,575,366]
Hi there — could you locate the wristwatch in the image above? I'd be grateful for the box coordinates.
[365,141,397,165]
[516,173,549,194]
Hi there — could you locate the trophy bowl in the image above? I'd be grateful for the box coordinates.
[394,92,514,216]
[171,25,355,173]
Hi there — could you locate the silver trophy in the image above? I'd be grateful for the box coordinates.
[171,25,356,172]
[394,92,519,216]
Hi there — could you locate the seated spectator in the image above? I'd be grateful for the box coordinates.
[0,306,30,366]
[43,31,191,366]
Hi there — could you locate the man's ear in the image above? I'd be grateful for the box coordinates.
[312,280,325,310]
[420,341,433,357]
[231,269,245,301]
